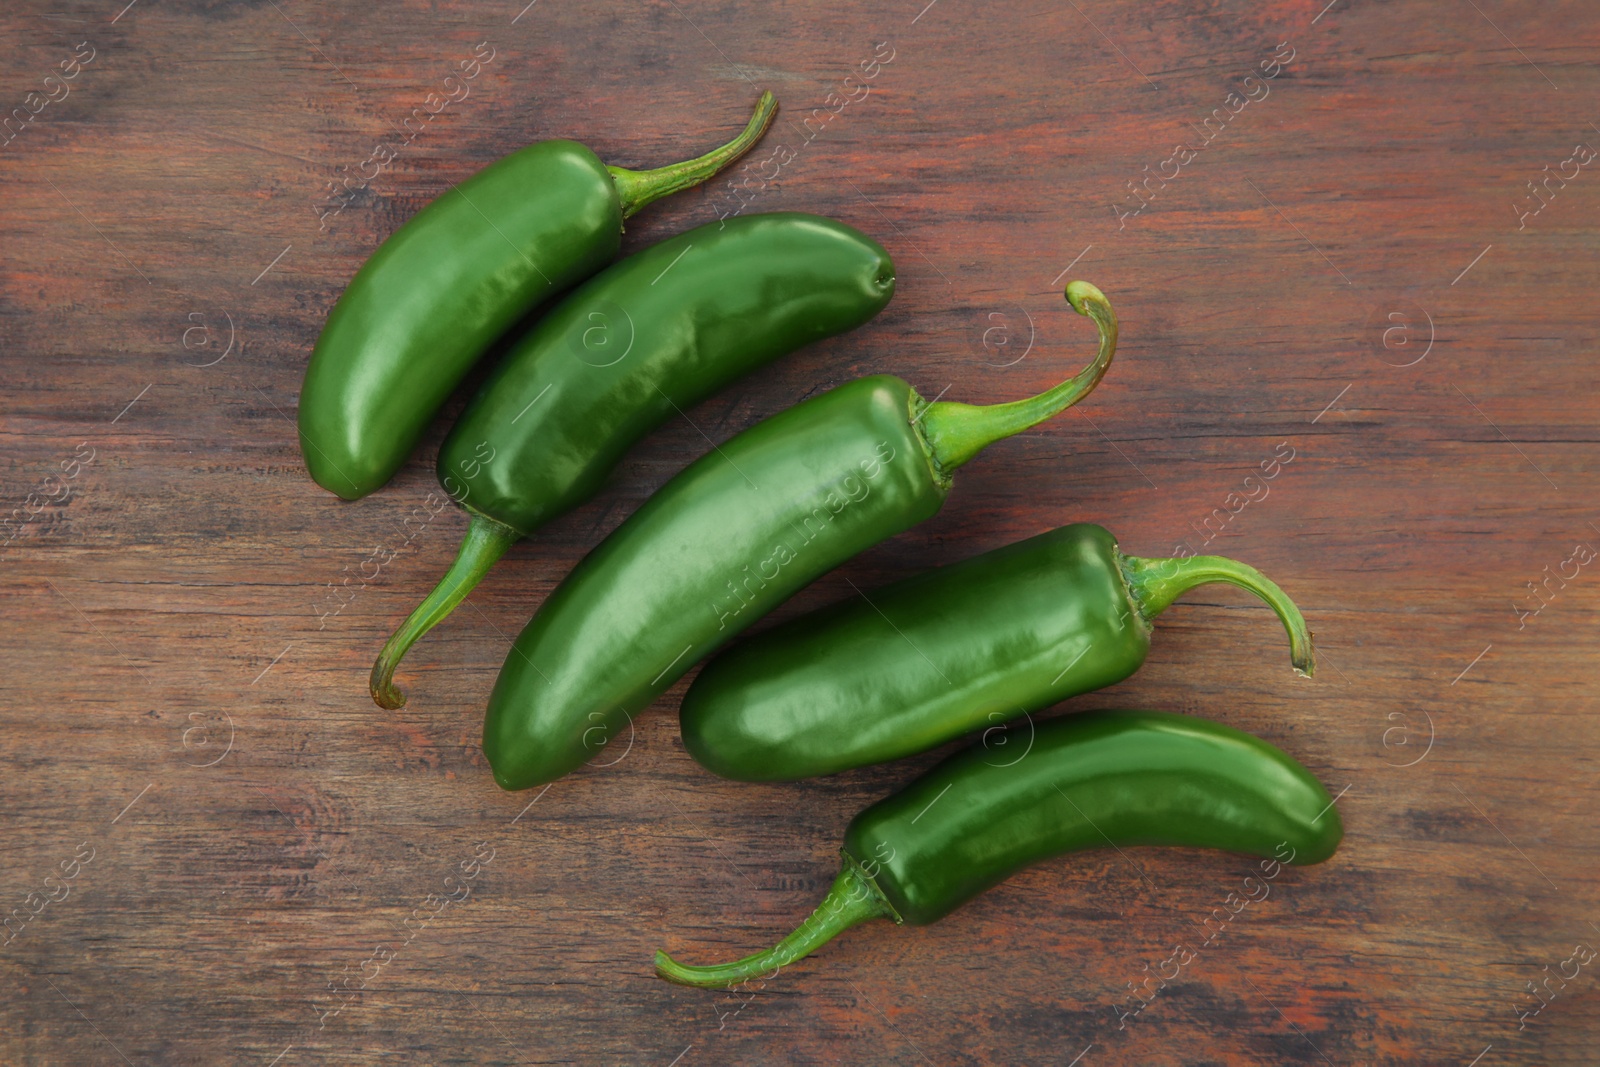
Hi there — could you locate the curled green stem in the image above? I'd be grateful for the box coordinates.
[370,512,521,709]
[655,855,898,989]
[609,91,778,219]
[918,280,1117,476]
[1122,553,1315,676]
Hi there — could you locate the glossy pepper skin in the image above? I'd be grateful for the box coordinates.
[297,92,777,500]
[482,281,1120,791]
[369,214,896,709]
[681,523,1314,780]
[656,709,1342,987]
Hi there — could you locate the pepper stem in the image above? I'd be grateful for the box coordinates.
[1121,553,1316,677]
[918,281,1118,476]
[608,91,778,219]
[654,855,897,989]
[369,512,521,709]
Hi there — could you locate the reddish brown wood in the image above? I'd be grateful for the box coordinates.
[3,0,1599,1063]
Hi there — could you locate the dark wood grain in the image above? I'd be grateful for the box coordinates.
[3,0,1598,1063]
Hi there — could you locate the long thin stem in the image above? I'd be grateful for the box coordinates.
[918,281,1118,475]
[370,512,521,709]
[655,856,897,989]
[1122,553,1315,676]
[608,91,778,219]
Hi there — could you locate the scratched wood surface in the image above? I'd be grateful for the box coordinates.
[3,0,1598,1063]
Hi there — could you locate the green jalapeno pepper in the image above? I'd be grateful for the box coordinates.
[298,92,777,500]
[481,281,1118,791]
[656,709,1342,988]
[681,522,1313,780]
[368,213,896,708]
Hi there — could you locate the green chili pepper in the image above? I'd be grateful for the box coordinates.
[369,213,896,709]
[482,281,1119,791]
[298,92,777,500]
[681,522,1313,780]
[656,709,1341,988]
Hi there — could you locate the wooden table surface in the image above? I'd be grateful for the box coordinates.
[4,0,1597,1063]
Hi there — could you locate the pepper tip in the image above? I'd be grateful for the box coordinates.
[653,949,701,987]
[369,658,409,710]
[1064,279,1106,315]
[1292,629,1316,678]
